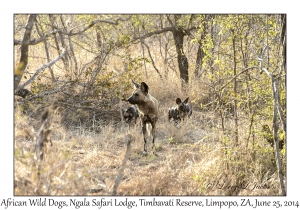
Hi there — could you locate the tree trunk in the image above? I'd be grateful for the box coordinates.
[259,51,286,196]
[232,30,239,145]
[280,14,286,72]
[260,15,286,194]
[49,15,69,71]
[271,76,286,196]
[194,15,208,78]
[60,15,79,76]
[35,20,56,83]
[195,39,205,78]
[14,14,37,91]
[172,28,189,84]
[58,28,69,71]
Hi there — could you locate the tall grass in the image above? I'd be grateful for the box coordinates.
[14,82,281,195]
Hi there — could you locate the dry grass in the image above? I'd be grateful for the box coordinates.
[14,84,282,195]
[14,44,283,195]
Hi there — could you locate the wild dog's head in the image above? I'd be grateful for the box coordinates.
[127,80,149,105]
[176,97,192,119]
[122,105,139,124]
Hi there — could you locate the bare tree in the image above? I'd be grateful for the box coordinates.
[14,14,36,91]
[258,41,286,195]
[132,14,197,85]
[35,18,56,82]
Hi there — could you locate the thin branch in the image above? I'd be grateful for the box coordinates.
[25,81,70,100]
[14,16,132,46]
[35,19,56,82]
[141,40,163,79]
[16,48,66,91]
[261,45,269,59]
[131,25,197,44]
[166,15,175,27]
[261,67,273,78]
[220,66,259,91]
[131,27,173,43]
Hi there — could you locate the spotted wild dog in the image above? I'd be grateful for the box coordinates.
[122,105,139,125]
[175,97,192,122]
[168,105,180,125]
[127,80,159,155]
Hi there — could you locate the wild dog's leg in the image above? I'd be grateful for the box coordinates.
[142,119,147,155]
[189,108,192,118]
[150,119,157,151]
[174,119,179,126]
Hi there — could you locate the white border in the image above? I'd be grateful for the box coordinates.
[2,0,299,209]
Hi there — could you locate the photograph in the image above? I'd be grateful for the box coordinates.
[13,13,287,197]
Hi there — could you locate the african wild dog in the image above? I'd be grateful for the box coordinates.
[127,80,159,155]
[169,97,192,124]
[168,105,180,125]
[122,105,139,125]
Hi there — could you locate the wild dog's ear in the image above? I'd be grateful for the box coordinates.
[176,98,182,105]
[132,79,140,89]
[141,82,149,95]
[183,97,189,104]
